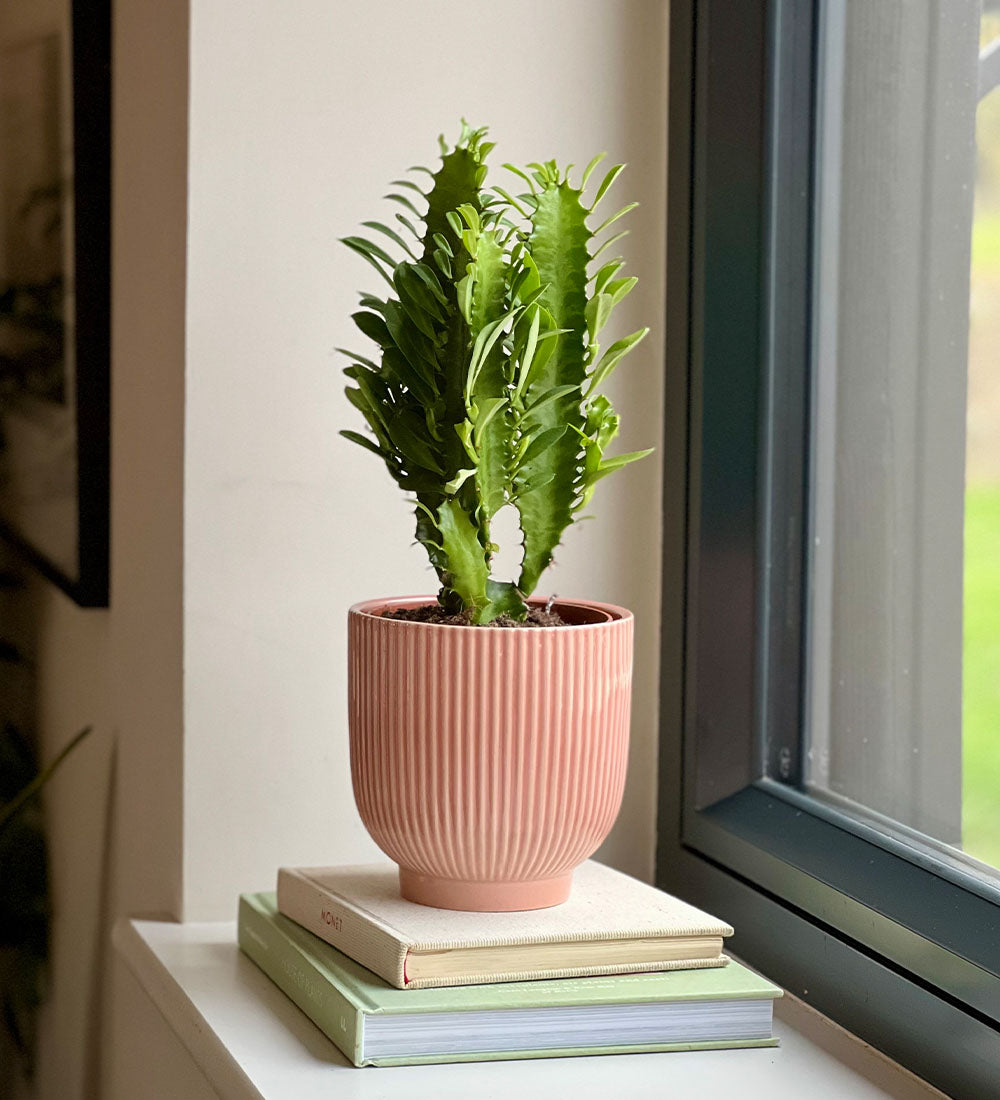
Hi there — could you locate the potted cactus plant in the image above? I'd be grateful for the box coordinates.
[342,123,650,912]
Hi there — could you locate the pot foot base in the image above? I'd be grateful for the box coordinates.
[398,868,572,912]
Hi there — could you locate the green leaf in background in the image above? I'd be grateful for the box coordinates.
[1,704,91,1079]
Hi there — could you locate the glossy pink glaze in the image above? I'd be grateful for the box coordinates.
[348,596,634,911]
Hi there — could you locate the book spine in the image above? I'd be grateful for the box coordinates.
[238,896,365,1066]
[401,955,729,990]
[277,869,407,988]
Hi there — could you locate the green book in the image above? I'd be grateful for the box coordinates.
[238,892,782,1067]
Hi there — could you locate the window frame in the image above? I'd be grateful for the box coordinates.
[657,2,1000,1095]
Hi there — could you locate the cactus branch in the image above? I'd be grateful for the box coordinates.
[341,126,651,621]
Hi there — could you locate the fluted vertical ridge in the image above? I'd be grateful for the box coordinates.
[348,597,634,912]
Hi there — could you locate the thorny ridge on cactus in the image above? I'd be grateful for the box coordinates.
[340,122,652,624]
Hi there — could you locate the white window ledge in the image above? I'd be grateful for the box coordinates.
[113,918,944,1100]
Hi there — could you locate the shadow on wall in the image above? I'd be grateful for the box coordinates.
[589,0,669,880]
[0,547,116,1099]
[0,555,47,1092]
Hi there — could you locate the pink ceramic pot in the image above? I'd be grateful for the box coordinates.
[348,596,634,912]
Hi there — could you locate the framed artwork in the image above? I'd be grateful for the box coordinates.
[0,0,110,606]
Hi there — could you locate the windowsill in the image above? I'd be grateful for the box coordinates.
[112,918,944,1099]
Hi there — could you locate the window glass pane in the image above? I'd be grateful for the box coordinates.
[805,0,999,877]
[965,6,1000,869]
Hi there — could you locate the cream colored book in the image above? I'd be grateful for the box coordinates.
[276,860,733,990]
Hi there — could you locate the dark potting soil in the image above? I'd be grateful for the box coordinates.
[382,604,568,628]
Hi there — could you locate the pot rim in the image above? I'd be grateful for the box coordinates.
[349,595,633,628]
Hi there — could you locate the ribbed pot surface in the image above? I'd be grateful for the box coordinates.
[348,596,633,911]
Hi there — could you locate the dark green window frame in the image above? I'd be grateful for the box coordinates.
[657,3,1000,1095]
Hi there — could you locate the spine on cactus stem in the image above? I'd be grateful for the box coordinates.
[339,125,652,624]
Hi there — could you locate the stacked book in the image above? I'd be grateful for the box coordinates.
[238,860,781,1067]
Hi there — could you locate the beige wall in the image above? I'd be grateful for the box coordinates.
[182,0,668,922]
[0,5,115,1096]
[2,576,112,1100]
[16,0,668,1093]
[12,1,190,1097]
[104,0,190,1093]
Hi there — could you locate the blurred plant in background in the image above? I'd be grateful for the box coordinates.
[962,10,1000,867]
[0,566,89,1084]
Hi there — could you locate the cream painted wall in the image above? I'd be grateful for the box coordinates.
[1,571,112,1100]
[107,0,188,927]
[105,0,190,1092]
[2,0,187,1096]
[7,1,190,1097]
[0,14,114,1100]
[183,0,669,920]
[108,958,218,1100]
[9,1,667,1093]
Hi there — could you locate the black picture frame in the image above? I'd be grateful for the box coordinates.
[0,0,111,607]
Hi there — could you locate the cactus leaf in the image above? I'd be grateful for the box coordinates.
[591,163,626,207]
[390,179,427,196]
[395,212,423,240]
[587,327,649,394]
[590,229,630,263]
[605,275,639,305]
[580,151,607,190]
[444,468,477,494]
[384,192,425,219]
[340,429,384,457]
[584,292,614,343]
[591,201,639,236]
[523,383,580,418]
[482,580,528,622]
[361,220,417,259]
[591,257,626,292]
